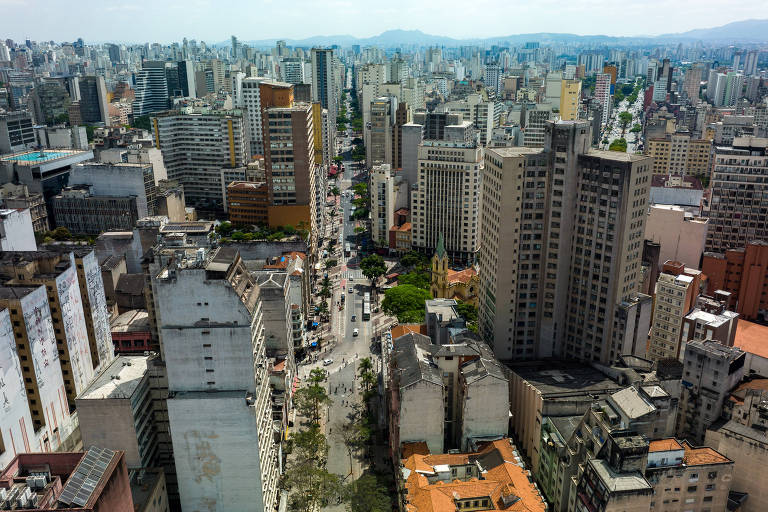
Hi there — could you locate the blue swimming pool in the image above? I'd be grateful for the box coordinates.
[5,151,70,162]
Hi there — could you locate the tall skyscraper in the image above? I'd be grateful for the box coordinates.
[151,246,279,512]
[411,139,482,264]
[133,61,169,116]
[178,60,197,98]
[479,121,653,363]
[705,136,768,252]
[594,73,612,124]
[368,96,395,166]
[559,79,582,121]
[310,48,338,122]
[77,76,110,125]
[152,108,247,211]
[682,66,702,102]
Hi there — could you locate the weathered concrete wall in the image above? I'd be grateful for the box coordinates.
[400,381,444,454]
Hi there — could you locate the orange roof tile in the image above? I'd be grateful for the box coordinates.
[402,442,430,459]
[401,439,547,512]
[390,222,412,232]
[734,320,768,359]
[681,441,731,466]
[391,324,428,339]
[446,267,478,285]
[649,439,683,452]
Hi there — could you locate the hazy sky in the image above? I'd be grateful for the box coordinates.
[1,0,765,43]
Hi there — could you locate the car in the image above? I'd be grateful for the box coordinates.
[322,359,333,366]
[348,286,353,293]
[351,314,356,322]
[352,328,359,337]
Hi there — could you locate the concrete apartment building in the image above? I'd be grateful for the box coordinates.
[647,261,701,361]
[539,384,677,512]
[370,163,395,245]
[559,79,582,121]
[0,448,135,512]
[0,248,114,374]
[706,377,768,512]
[310,48,338,144]
[594,73,612,124]
[68,161,159,217]
[77,76,110,126]
[410,140,482,263]
[263,100,318,237]
[226,180,269,226]
[388,331,509,459]
[702,240,768,322]
[680,293,740,357]
[150,246,279,511]
[479,121,653,364]
[133,61,169,117]
[76,355,156,469]
[152,107,248,212]
[645,205,708,269]
[52,188,140,234]
[678,340,746,444]
[0,110,35,153]
[0,287,77,460]
[0,208,36,251]
[0,184,49,232]
[367,96,395,166]
[705,137,768,253]
[645,133,711,176]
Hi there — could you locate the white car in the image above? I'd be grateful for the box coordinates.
[352,328,359,337]
[322,358,333,366]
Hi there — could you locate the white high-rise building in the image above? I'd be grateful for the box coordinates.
[133,61,169,116]
[281,58,305,84]
[241,77,265,155]
[371,164,395,244]
[151,246,279,512]
[594,73,612,124]
[411,140,482,263]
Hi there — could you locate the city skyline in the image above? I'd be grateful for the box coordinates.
[1,0,765,43]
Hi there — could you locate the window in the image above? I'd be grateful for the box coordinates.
[707,471,717,479]
[687,486,698,492]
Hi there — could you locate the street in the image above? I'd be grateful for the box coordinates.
[296,91,390,510]
[601,79,644,153]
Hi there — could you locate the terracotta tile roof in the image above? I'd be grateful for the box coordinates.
[734,320,768,359]
[390,324,428,339]
[681,441,731,466]
[395,208,410,215]
[649,439,683,452]
[402,442,430,459]
[390,222,412,232]
[446,267,478,285]
[402,439,547,512]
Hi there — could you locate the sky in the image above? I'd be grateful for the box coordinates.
[0,0,766,44]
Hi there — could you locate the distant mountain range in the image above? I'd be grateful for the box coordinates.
[221,19,768,48]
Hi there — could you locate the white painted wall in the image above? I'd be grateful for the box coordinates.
[400,381,444,454]
[461,376,510,450]
[168,394,266,512]
[645,205,708,269]
[0,309,35,468]
[0,209,36,251]
[56,259,94,394]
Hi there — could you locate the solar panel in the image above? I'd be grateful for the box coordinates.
[57,447,117,507]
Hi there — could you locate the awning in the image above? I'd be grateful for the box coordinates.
[312,322,319,328]
[310,341,318,347]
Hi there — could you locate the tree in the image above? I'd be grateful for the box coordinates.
[308,368,328,386]
[399,251,424,270]
[382,285,432,323]
[288,424,329,464]
[324,259,338,270]
[609,138,628,152]
[360,254,386,287]
[338,122,347,132]
[217,221,234,236]
[51,226,72,241]
[132,115,151,131]
[618,111,633,131]
[333,155,343,163]
[84,124,95,142]
[397,271,430,290]
[282,463,342,512]
[53,112,69,125]
[630,123,642,133]
[330,186,341,197]
[335,417,372,476]
[354,226,365,235]
[456,301,478,332]
[342,474,391,512]
[621,83,635,95]
[294,379,332,425]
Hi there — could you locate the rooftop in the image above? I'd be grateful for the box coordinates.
[77,356,148,400]
[446,267,478,285]
[648,439,683,453]
[0,149,90,166]
[651,174,704,190]
[390,324,428,339]
[733,320,768,359]
[588,459,651,493]
[681,441,731,466]
[584,149,650,163]
[506,361,625,398]
[110,310,150,333]
[486,146,544,158]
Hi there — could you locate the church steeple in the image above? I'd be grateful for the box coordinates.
[435,232,446,260]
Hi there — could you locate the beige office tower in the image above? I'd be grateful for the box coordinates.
[411,140,482,264]
[479,120,653,363]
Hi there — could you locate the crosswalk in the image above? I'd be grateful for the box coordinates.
[341,269,364,280]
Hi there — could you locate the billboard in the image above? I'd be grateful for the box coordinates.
[81,251,114,369]
[56,255,94,394]
[0,309,35,467]
[21,285,68,451]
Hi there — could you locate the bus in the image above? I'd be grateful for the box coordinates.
[344,243,351,257]
[362,292,371,321]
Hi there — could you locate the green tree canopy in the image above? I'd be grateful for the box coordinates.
[397,271,430,291]
[132,115,151,130]
[382,285,432,323]
[609,138,628,152]
[342,474,391,512]
[630,123,642,133]
[618,111,633,128]
[294,379,332,425]
[360,254,386,285]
